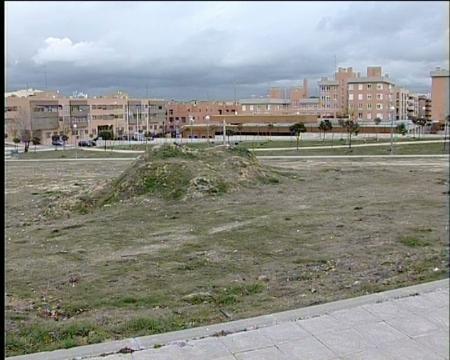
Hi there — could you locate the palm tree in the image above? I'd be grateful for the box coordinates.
[289,123,307,151]
[373,117,382,141]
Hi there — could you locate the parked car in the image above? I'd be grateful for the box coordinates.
[78,140,96,147]
[52,140,64,146]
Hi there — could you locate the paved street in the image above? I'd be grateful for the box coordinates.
[9,279,448,360]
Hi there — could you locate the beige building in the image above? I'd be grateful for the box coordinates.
[418,95,432,120]
[430,67,449,124]
[394,87,409,120]
[5,89,167,144]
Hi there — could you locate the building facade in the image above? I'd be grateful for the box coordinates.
[430,67,449,124]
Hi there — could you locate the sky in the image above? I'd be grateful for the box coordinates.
[5,1,449,100]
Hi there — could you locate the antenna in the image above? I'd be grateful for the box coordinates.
[44,65,47,89]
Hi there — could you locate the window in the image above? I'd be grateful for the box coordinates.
[349,94,354,100]
[242,105,246,111]
[376,113,383,120]
[358,94,363,100]
[367,103,372,110]
[358,112,363,119]
[377,83,384,90]
[376,104,383,110]
[367,84,372,89]
[367,113,372,120]
[348,84,354,90]
[46,132,51,138]
[377,94,383,100]
[358,103,363,109]
[367,94,372,100]
[358,84,363,90]
[249,105,254,111]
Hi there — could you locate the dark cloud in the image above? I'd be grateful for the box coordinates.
[5,1,449,100]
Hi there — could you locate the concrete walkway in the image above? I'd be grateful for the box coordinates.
[9,279,448,360]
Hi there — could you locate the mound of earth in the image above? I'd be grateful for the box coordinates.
[76,144,280,211]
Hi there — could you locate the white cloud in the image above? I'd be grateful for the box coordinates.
[32,37,120,66]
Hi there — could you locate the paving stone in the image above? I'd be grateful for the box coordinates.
[425,306,450,329]
[414,331,450,359]
[235,346,289,360]
[313,328,372,357]
[132,344,184,360]
[381,338,445,360]
[277,336,337,360]
[328,306,379,326]
[219,330,274,354]
[296,314,348,335]
[176,337,233,359]
[385,314,440,337]
[257,321,310,343]
[88,355,132,360]
[353,321,409,345]
[392,294,439,314]
[339,347,391,360]
[362,300,415,320]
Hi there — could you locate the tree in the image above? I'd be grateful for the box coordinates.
[289,122,307,151]
[318,120,333,141]
[31,136,40,152]
[396,123,407,136]
[61,134,69,150]
[13,137,20,149]
[268,123,274,140]
[98,130,114,150]
[373,117,382,141]
[341,119,360,150]
[20,129,31,153]
[415,117,427,138]
[225,129,235,144]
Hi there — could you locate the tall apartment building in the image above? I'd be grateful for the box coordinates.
[394,87,409,120]
[407,93,419,119]
[418,95,432,120]
[318,67,358,117]
[268,80,308,105]
[165,100,237,136]
[430,67,449,124]
[347,66,395,123]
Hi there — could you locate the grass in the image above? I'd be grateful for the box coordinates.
[16,149,138,159]
[255,142,449,156]
[400,236,431,247]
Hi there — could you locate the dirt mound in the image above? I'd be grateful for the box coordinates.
[76,144,280,211]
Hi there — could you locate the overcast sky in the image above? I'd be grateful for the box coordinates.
[5,1,449,100]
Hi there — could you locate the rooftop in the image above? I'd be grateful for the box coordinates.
[240,98,291,105]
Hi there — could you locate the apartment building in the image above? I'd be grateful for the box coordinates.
[239,98,292,116]
[165,100,237,137]
[318,67,358,118]
[347,66,395,123]
[5,90,63,143]
[407,93,419,119]
[394,87,409,120]
[268,80,309,106]
[418,95,432,120]
[430,67,449,124]
[5,90,167,144]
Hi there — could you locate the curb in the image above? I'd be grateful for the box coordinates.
[7,278,448,360]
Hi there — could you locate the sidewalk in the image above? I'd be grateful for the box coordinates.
[8,279,448,360]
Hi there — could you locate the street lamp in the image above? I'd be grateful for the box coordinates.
[189,116,194,143]
[73,123,78,159]
[389,106,395,154]
[205,115,210,143]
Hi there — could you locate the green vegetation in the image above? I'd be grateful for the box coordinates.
[400,236,431,247]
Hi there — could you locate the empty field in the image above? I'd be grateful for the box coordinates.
[5,154,449,356]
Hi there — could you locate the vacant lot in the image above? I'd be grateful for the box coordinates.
[5,155,449,356]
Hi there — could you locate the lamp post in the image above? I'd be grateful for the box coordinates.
[389,106,395,154]
[73,123,78,159]
[205,115,210,143]
[189,115,194,143]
